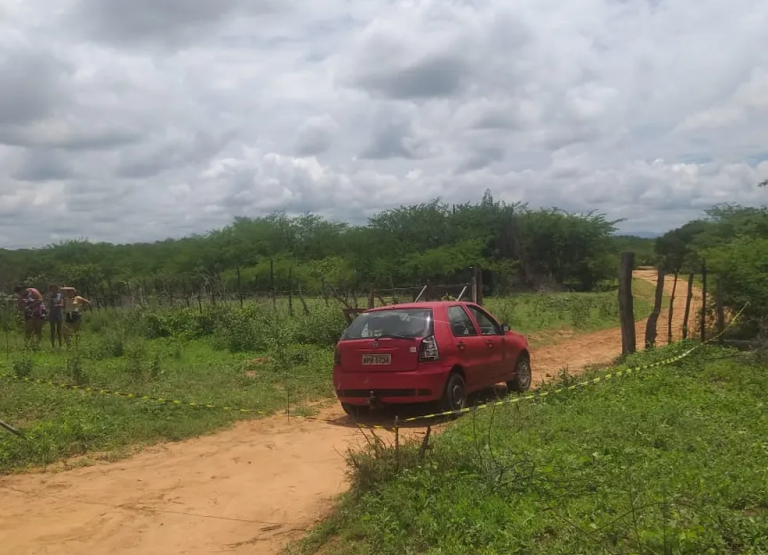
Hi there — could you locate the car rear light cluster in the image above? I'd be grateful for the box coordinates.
[334,345,341,365]
[419,335,439,362]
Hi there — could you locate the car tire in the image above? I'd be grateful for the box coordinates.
[341,402,370,419]
[507,355,532,392]
[439,372,467,415]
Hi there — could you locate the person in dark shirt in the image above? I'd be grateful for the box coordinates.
[47,284,65,348]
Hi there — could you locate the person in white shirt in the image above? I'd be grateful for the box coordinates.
[61,287,91,344]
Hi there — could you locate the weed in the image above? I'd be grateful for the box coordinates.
[11,353,33,378]
[66,350,88,386]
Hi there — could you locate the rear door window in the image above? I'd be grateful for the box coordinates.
[342,308,433,340]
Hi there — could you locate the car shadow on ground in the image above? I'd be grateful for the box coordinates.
[325,383,513,431]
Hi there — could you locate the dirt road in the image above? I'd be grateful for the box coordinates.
[0,270,700,555]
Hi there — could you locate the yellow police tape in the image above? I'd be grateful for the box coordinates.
[397,302,748,426]
[399,347,697,424]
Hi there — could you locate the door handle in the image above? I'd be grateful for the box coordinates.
[456,341,466,350]
[486,340,494,348]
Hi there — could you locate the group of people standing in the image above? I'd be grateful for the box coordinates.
[13,284,91,347]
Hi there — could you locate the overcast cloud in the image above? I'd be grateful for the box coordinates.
[1,0,767,248]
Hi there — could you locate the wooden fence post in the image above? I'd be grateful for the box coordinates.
[389,276,398,304]
[644,269,666,349]
[236,266,244,308]
[107,277,114,309]
[473,266,484,305]
[682,273,694,339]
[288,267,294,316]
[320,277,329,306]
[618,252,636,355]
[667,271,678,344]
[700,259,708,342]
[715,276,725,344]
[270,259,276,309]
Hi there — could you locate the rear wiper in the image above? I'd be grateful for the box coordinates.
[374,334,418,340]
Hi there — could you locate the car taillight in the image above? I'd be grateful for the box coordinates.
[334,345,341,365]
[419,335,439,362]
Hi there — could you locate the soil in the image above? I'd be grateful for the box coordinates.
[0,269,701,555]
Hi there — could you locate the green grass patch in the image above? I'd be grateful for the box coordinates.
[486,279,655,344]
[296,345,768,555]
[0,333,334,473]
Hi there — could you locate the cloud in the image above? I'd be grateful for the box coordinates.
[1,0,768,248]
[0,51,70,127]
[295,115,339,156]
[359,107,436,160]
[12,148,74,182]
[69,0,286,49]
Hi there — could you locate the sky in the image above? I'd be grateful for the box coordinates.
[1,0,767,248]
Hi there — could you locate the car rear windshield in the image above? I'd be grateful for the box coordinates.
[342,308,434,340]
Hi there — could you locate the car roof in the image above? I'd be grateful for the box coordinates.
[365,301,477,312]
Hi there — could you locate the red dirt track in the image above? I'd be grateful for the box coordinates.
[0,269,699,555]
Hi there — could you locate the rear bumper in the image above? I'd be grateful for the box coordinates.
[333,364,449,406]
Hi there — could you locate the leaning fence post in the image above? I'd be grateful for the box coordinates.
[682,273,694,339]
[700,259,708,342]
[667,271,678,344]
[715,276,725,344]
[644,269,665,349]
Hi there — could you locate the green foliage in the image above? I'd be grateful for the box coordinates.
[703,237,768,330]
[11,354,33,378]
[610,235,657,266]
[654,203,768,333]
[300,346,768,555]
[0,193,628,297]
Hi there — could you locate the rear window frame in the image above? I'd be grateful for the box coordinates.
[341,307,435,341]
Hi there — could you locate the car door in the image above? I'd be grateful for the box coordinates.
[465,304,507,384]
[446,305,492,391]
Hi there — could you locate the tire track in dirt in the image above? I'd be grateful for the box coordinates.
[0,269,700,555]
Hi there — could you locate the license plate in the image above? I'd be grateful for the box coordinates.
[362,354,391,365]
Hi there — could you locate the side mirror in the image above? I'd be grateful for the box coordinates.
[501,323,511,333]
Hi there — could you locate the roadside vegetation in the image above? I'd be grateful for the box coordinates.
[296,344,768,555]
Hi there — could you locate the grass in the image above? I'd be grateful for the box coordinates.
[486,279,656,346]
[0,284,656,474]
[295,344,768,555]
[0,337,334,473]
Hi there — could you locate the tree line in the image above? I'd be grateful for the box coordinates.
[1,191,655,298]
[655,204,768,333]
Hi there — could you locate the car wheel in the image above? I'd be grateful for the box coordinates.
[439,373,467,414]
[507,355,532,392]
[341,402,370,419]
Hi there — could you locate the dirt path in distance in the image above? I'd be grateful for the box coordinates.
[0,269,701,555]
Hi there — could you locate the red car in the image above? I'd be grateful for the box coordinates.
[333,301,532,417]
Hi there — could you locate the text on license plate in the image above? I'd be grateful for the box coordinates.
[362,354,391,365]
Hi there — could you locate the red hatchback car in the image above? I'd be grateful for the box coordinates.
[333,301,532,417]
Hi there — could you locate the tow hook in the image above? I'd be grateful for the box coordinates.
[367,391,379,408]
